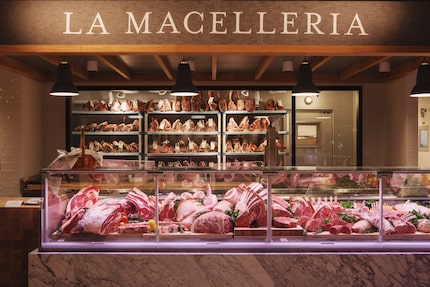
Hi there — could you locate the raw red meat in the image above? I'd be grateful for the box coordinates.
[273,217,298,228]
[125,188,156,220]
[392,219,417,234]
[159,192,176,221]
[191,211,232,234]
[328,225,344,234]
[304,218,323,232]
[79,198,126,235]
[60,209,86,233]
[65,185,99,216]
[297,215,310,227]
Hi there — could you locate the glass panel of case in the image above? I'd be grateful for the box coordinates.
[41,168,157,251]
[40,167,430,252]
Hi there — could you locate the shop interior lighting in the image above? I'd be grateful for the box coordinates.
[291,60,319,97]
[282,60,294,72]
[171,59,198,96]
[379,61,390,73]
[410,61,430,97]
[86,60,98,72]
[50,58,79,96]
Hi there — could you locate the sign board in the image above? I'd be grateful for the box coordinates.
[0,1,429,46]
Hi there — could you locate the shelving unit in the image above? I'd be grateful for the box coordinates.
[144,111,221,167]
[222,110,290,166]
[68,104,144,161]
[68,94,291,167]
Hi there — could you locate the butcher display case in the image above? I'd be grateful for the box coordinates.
[40,166,430,252]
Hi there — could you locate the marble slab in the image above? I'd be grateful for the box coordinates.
[29,250,430,287]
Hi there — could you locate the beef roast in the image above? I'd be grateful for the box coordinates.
[78,198,126,235]
[191,211,232,234]
[65,185,99,216]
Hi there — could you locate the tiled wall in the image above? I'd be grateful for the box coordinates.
[0,70,45,196]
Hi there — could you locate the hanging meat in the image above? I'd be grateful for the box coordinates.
[183,119,195,132]
[265,98,276,110]
[238,116,249,131]
[148,118,159,132]
[159,119,172,131]
[190,96,200,112]
[181,96,191,111]
[146,99,155,112]
[244,94,256,112]
[172,119,183,131]
[158,99,172,112]
[218,91,227,112]
[248,118,261,132]
[198,91,209,111]
[236,90,245,111]
[227,90,237,111]
[226,117,240,132]
[208,90,218,111]
[261,116,270,131]
[206,118,217,132]
[173,96,181,112]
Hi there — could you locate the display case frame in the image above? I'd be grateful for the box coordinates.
[40,166,430,252]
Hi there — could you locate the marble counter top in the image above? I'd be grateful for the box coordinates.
[29,250,430,287]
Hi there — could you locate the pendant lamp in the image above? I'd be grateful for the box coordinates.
[50,59,79,96]
[410,61,430,97]
[291,60,319,97]
[171,59,198,96]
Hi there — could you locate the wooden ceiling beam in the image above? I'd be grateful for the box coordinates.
[96,55,132,80]
[310,56,334,71]
[39,55,89,80]
[386,57,425,81]
[255,55,276,80]
[339,56,391,80]
[153,55,174,81]
[0,56,48,81]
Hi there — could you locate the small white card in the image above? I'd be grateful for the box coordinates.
[5,200,23,207]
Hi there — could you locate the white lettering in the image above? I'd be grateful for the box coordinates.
[63,12,82,34]
[157,12,180,34]
[125,12,152,34]
[210,12,227,34]
[184,11,204,34]
[305,12,324,35]
[281,12,298,34]
[86,12,110,35]
[345,13,368,35]
[233,12,251,34]
[257,12,276,34]
[330,13,340,35]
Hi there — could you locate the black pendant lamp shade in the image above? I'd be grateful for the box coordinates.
[50,59,79,97]
[171,60,198,96]
[291,60,319,97]
[410,62,430,97]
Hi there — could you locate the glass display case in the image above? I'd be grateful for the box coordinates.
[40,166,430,252]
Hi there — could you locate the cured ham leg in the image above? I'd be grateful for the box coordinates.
[218,91,227,112]
[228,90,237,111]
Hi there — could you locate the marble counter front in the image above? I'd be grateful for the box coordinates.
[29,251,430,287]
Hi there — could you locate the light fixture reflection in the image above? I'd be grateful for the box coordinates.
[410,62,430,97]
[292,60,319,97]
[171,59,198,96]
[50,59,79,97]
